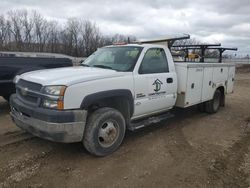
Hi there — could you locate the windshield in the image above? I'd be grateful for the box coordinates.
[82,46,143,72]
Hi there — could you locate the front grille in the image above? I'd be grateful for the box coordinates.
[18,79,42,92]
[17,88,38,103]
[16,79,42,105]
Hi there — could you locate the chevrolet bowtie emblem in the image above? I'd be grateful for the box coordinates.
[20,87,28,96]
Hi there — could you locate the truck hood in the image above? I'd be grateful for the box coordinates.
[19,67,126,86]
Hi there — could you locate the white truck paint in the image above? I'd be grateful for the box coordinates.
[10,43,235,156]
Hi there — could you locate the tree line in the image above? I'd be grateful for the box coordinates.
[0,9,222,58]
[0,9,136,57]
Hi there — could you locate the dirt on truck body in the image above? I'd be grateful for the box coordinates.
[0,69,250,188]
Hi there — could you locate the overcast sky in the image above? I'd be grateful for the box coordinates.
[1,0,250,56]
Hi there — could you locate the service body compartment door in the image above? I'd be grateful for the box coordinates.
[202,67,214,101]
[227,66,235,93]
[213,66,229,83]
[185,67,203,106]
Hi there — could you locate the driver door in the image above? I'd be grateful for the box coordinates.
[133,48,176,118]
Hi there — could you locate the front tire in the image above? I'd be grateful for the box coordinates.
[83,107,126,156]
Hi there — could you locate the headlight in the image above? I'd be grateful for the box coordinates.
[41,85,66,110]
[43,86,66,96]
[42,99,59,109]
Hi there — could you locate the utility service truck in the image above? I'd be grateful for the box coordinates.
[10,40,235,156]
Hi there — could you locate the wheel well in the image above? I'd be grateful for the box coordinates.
[217,86,225,106]
[88,96,131,126]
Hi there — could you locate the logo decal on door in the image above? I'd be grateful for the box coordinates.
[153,79,163,92]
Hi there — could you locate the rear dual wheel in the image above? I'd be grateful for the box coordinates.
[205,90,221,113]
[198,89,222,114]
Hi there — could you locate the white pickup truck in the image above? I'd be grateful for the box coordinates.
[10,44,235,156]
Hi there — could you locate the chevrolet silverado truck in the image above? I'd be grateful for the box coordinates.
[0,57,73,101]
[10,44,235,156]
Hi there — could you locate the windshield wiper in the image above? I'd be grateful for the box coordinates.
[93,65,113,70]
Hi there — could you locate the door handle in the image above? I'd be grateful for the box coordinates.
[167,78,173,83]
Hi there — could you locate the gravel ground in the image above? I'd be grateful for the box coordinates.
[0,72,249,188]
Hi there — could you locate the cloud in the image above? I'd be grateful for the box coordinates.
[1,0,250,55]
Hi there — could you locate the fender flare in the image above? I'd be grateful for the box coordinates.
[80,89,134,116]
[215,84,226,94]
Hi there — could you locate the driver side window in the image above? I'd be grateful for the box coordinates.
[139,48,169,74]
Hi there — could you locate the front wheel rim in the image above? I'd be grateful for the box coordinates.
[98,120,119,148]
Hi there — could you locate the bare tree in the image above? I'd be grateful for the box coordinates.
[67,18,81,56]
[0,15,9,50]
[33,11,48,52]
[8,10,26,50]
[81,20,94,56]
[0,9,137,57]
[46,21,59,53]
[22,10,34,51]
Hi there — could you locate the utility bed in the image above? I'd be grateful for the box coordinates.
[174,62,235,108]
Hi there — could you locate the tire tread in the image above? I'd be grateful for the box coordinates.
[83,107,125,156]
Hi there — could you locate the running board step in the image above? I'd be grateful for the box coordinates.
[129,112,174,131]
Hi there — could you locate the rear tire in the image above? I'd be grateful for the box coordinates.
[205,90,221,114]
[83,107,126,157]
[197,102,206,112]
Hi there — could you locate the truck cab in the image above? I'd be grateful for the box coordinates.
[10,44,235,156]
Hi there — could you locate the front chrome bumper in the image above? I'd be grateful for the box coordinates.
[10,94,87,143]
